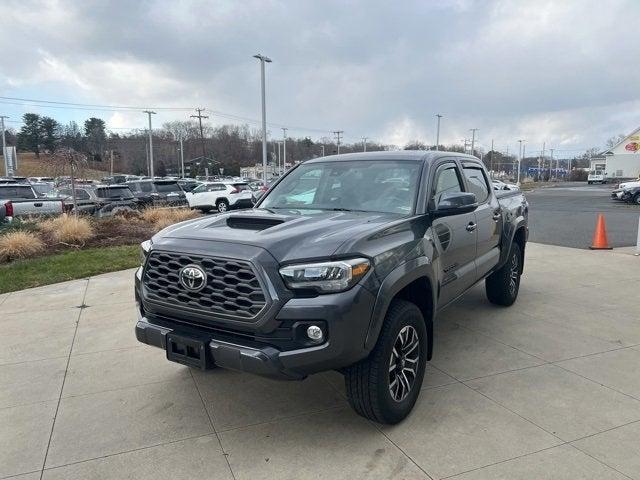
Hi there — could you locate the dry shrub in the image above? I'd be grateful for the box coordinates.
[0,231,44,262]
[141,207,200,231]
[39,214,95,244]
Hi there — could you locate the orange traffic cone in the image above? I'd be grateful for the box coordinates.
[589,214,612,250]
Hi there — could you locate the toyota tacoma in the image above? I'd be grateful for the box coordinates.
[135,151,528,424]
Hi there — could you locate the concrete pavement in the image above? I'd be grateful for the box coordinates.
[1,243,639,479]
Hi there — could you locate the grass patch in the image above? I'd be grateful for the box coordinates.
[0,244,139,293]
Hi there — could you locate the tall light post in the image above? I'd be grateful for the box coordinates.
[179,136,185,178]
[320,144,325,157]
[0,115,9,176]
[253,54,272,186]
[361,136,368,152]
[435,114,442,150]
[333,131,343,154]
[470,128,478,157]
[143,110,156,177]
[517,139,525,185]
[281,127,288,173]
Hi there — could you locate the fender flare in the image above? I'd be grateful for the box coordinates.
[364,257,436,360]
[499,217,527,268]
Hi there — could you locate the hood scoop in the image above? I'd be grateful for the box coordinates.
[225,215,285,231]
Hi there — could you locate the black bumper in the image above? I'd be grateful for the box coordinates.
[135,266,377,380]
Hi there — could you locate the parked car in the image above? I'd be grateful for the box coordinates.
[0,200,11,223]
[611,178,640,201]
[52,184,139,216]
[126,179,187,207]
[186,181,254,213]
[621,185,640,205]
[177,178,201,192]
[0,184,64,217]
[587,170,608,184]
[28,176,54,183]
[135,151,529,424]
[492,179,519,191]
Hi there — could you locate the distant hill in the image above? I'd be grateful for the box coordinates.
[0,152,113,180]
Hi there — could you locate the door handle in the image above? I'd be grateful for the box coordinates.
[466,222,477,232]
[492,211,501,221]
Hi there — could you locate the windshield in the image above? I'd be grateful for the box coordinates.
[259,160,421,214]
[32,184,54,195]
[95,186,134,198]
[153,181,181,193]
[0,186,37,199]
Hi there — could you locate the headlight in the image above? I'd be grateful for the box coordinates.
[139,240,152,265]
[279,258,371,293]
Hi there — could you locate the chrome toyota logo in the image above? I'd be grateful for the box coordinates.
[179,264,207,292]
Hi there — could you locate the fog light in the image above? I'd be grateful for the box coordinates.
[306,325,324,342]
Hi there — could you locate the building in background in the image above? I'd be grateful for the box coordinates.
[591,126,640,179]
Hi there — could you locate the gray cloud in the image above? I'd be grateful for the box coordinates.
[0,0,638,153]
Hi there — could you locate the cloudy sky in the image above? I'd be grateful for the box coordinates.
[1,0,639,156]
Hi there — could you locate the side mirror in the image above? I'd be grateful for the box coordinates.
[433,192,478,217]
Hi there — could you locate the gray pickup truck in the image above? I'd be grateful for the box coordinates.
[0,184,64,218]
[135,151,528,423]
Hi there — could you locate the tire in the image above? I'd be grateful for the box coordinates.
[633,193,640,206]
[587,181,592,185]
[344,299,427,424]
[216,199,229,213]
[486,242,522,306]
[199,206,211,214]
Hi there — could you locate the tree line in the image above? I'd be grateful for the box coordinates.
[3,112,612,178]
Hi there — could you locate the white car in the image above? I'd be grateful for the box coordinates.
[492,179,519,191]
[186,181,254,213]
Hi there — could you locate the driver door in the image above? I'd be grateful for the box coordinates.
[430,161,478,307]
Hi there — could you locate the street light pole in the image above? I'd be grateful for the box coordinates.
[320,145,325,157]
[143,111,156,178]
[0,115,9,176]
[254,54,272,186]
[179,136,185,178]
[281,127,288,173]
[361,136,368,152]
[333,131,343,154]
[517,139,525,185]
[435,114,442,150]
[470,128,478,157]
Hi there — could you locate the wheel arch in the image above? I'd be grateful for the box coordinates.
[365,258,435,361]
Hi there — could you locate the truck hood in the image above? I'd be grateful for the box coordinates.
[155,208,403,263]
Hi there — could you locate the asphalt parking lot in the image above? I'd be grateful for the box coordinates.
[2,242,639,480]
[527,182,639,248]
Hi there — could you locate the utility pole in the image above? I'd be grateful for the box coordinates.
[281,127,288,173]
[110,149,114,176]
[435,114,442,150]
[361,137,368,152]
[320,144,325,157]
[143,111,156,177]
[489,139,494,178]
[541,142,546,181]
[254,54,272,186]
[517,139,525,185]
[179,136,185,178]
[469,128,478,157]
[333,131,343,154]
[191,108,209,160]
[277,141,282,176]
[1,115,9,176]
[549,148,555,180]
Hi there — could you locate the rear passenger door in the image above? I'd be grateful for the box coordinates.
[430,161,478,307]
[461,163,501,279]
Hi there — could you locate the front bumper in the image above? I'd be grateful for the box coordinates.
[135,266,376,379]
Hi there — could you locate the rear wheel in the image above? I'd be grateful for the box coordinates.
[633,193,640,205]
[486,242,522,306]
[216,199,229,213]
[345,299,427,424]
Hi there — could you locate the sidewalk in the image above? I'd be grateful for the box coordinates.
[1,243,639,479]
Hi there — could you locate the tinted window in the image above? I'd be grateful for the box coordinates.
[138,182,153,193]
[0,186,36,199]
[153,181,181,193]
[96,187,134,199]
[192,184,207,193]
[260,160,421,215]
[32,184,54,195]
[432,164,463,204]
[232,183,251,191]
[462,166,490,203]
[74,189,91,200]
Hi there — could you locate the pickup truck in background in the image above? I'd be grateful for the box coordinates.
[0,184,64,218]
[135,151,528,424]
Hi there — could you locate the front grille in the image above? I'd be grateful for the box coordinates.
[143,251,267,320]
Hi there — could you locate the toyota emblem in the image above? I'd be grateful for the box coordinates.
[179,264,207,292]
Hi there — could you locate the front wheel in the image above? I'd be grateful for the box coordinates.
[345,299,427,424]
[486,242,522,306]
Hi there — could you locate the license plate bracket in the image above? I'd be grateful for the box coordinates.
[166,333,208,369]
